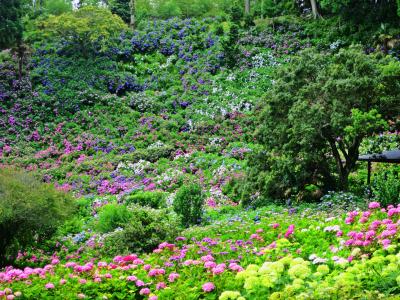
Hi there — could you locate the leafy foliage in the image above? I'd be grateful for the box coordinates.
[0,0,24,49]
[373,167,400,206]
[246,47,400,201]
[37,6,127,55]
[173,183,205,227]
[124,191,167,209]
[102,205,181,254]
[95,203,131,233]
[0,168,74,265]
[108,0,131,23]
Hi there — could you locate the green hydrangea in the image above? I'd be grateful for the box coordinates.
[261,276,274,288]
[244,276,261,290]
[316,264,330,275]
[386,254,397,263]
[279,256,293,266]
[270,261,285,273]
[290,257,308,267]
[396,275,400,286]
[288,264,311,279]
[269,292,283,300]
[246,264,260,272]
[219,291,242,300]
[276,238,291,248]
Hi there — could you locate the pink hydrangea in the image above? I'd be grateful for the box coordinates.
[168,273,180,282]
[200,255,214,262]
[250,234,262,240]
[381,239,391,249]
[127,275,137,282]
[136,280,145,287]
[365,230,376,239]
[183,259,193,266]
[204,261,216,269]
[45,283,55,289]
[139,288,150,295]
[202,282,215,292]
[284,224,295,238]
[388,207,400,217]
[148,269,158,277]
[123,254,138,262]
[113,256,123,263]
[212,264,225,275]
[368,202,380,209]
[65,262,76,268]
[98,262,108,268]
[156,282,166,290]
[229,263,244,272]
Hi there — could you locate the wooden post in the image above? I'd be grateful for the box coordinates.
[367,161,372,198]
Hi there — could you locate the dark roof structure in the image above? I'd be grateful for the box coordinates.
[358,150,400,163]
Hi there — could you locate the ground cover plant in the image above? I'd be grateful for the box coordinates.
[1,0,400,299]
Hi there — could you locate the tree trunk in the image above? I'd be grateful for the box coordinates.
[129,0,135,29]
[261,0,264,18]
[244,0,250,15]
[310,0,319,19]
[327,134,361,191]
[17,41,25,81]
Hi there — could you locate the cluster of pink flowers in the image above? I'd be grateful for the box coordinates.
[148,269,165,277]
[0,287,21,299]
[345,210,359,224]
[341,202,400,250]
[202,282,215,292]
[284,224,295,238]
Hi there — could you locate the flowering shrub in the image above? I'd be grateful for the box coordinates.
[3,11,400,300]
[0,168,74,265]
[1,201,400,299]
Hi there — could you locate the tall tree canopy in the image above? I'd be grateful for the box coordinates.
[38,6,127,55]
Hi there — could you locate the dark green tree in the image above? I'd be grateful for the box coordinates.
[173,183,204,227]
[222,24,240,68]
[0,0,28,80]
[0,0,24,49]
[319,0,398,24]
[245,47,400,202]
[108,0,130,24]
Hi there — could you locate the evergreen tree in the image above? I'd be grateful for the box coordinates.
[108,0,130,24]
[0,0,24,49]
